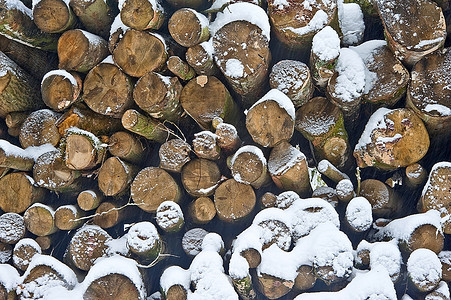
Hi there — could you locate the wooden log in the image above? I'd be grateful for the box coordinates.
[35,234,56,251]
[257,272,293,300]
[32,0,76,33]
[317,160,349,183]
[214,119,241,154]
[119,0,165,31]
[127,221,162,263]
[98,156,139,197]
[310,26,340,88]
[160,266,190,300]
[0,242,13,263]
[19,109,60,148]
[407,248,442,293]
[185,41,218,76]
[131,166,182,213]
[360,179,398,217]
[168,8,209,47]
[439,251,451,282]
[312,186,339,208]
[69,0,115,39]
[181,227,208,257]
[344,0,377,16]
[41,70,82,112]
[159,138,191,173]
[54,204,85,230]
[192,130,220,160]
[180,75,240,130]
[375,0,446,66]
[64,127,106,170]
[24,203,57,236]
[214,178,256,223]
[167,56,196,81]
[0,139,35,171]
[230,145,270,189]
[0,172,46,213]
[229,255,256,300]
[93,201,134,229]
[268,141,311,197]
[294,265,316,291]
[181,158,221,197]
[156,201,185,233]
[83,56,134,118]
[425,281,450,300]
[246,89,295,148]
[405,163,427,188]
[0,51,44,118]
[336,179,355,203]
[0,213,26,244]
[77,189,104,211]
[269,60,314,108]
[112,29,168,78]
[188,196,216,224]
[12,238,41,271]
[344,196,373,233]
[406,48,451,137]
[133,72,183,122]
[58,29,109,73]
[121,109,169,143]
[259,192,277,209]
[5,111,28,130]
[108,131,147,165]
[0,0,59,50]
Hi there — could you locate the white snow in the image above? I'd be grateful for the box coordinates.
[201,233,224,253]
[346,197,373,231]
[250,89,296,121]
[80,29,104,46]
[312,26,340,61]
[0,140,57,161]
[268,144,306,175]
[42,70,78,87]
[4,0,32,18]
[110,14,130,38]
[160,265,191,294]
[434,281,450,298]
[149,32,168,51]
[257,244,298,281]
[350,40,387,63]
[156,201,184,230]
[336,179,354,198]
[317,159,349,179]
[339,3,365,46]
[24,254,77,286]
[276,191,301,209]
[369,241,402,282]
[284,10,329,36]
[228,253,250,279]
[424,104,451,116]
[224,59,244,78]
[182,228,209,257]
[407,248,442,291]
[101,55,115,65]
[126,222,159,253]
[230,145,266,183]
[355,107,392,150]
[0,264,19,292]
[332,48,366,103]
[270,60,309,96]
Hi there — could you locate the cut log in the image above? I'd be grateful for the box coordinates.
[229,255,256,300]
[156,201,185,233]
[5,111,28,130]
[127,221,162,263]
[0,213,26,244]
[214,178,256,223]
[406,48,451,137]
[230,145,270,189]
[24,203,57,236]
[12,238,41,271]
[54,204,85,230]
[77,189,104,211]
[35,234,55,251]
[159,138,191,173]
[64,127,106,170]
[344,0,377,16]
[317,160,349,183]
[181,158,221,197]
[167,56,196,81]
[0,172,46,213]
[93,201,134,229]
[168,8,209,48]
[246,89,295,148]
[0,0,59,50]
[259,192,277,209]
[131,167,182,213]
[268,141,311,197]
[185,42,218,76]
[188,196,216,224]
[108,131,147,165]
[0,51,44,118]
[405,163,428,188]
[181,227,208,257]
[269,60,314,108]
[133,72,183,122]
[360,179,398,217]
[121,109,169,143]
[160,266,190,300]
[425,281,450,300]
[257,272,294,300]
[375,0,446,66]
[192,130,220,160]
[439,251,451,282]
[98,156,139,197]
[407,248,442,293]
[180,75,240,130]
[41,69,82,112]
[32,0,76,33]
[119,0,165,31]
[294,265,316,291]
[83,57,134,118]
[312,186,339,208]
[112,29,168,77]
[0,139,35,171]
[69,0,115,39]
[58,29,109,73]
[214,120,241,154]
[19,109,60,148]
[336,179,355,203]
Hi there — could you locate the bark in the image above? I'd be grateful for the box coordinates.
[69,0,115,39]
[344,0,377,16]
[0,51,44,118]
[83,58,134,118]
[257,273,294,300]
[131,166,182,213]
[214,178,256,223]
[181,158,221,197]
[108,131,147,165]
[133,72,183,122]
[192,131,220,160]
[188,197,216,224]
[12,238,41,271]
[159,138,191,173]
[269,60,314,108]
[54,204,85,230]
[376,0,446,66]
[214,120,241,154]
[32,0,76,33]
[231,273,256,300]
[0,139,35,171]
[404,163,427,188]
[58,29,109,73]
[93,201,135,229]
[230,145,270,189]
[185,42,218,76]
[0,172,46,213]
[310,35,339,89]
[119,0,165,31]
[167,56,196,81]
[121,109,169,143]
[0,213,26,244]
[98,156,139,197]
[19,109,60,148]
[0,0,59,50]
[360,179,398,217]
[77,189,104,211]
[168,8,209,47]
[112,29,168,78]
[64,127,106,170]
[41,70,82,112]
[180,75,240,130]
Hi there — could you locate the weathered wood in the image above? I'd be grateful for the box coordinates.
[336,179,355,203]
[167,56,196,81]
[360,179,398,217]
[181,227,208,257]
[168,8,209,47]
[83,270,143,300]
[69,0,115,39]
[54,204,85,230]
[310,26,340,88]
[98,156,139,197]
[259,192,277,209]
[77,189,104,211]
[0,139,35,171]
[35,234,55,251]
[159,138,191,173]
[214,120,241,154]
[24,203,58,236]
[5,111,28,129]
[32,0,76,33]
[188,196,216,224]
[108,131,147,165]
[64,127,106,170]
[12,238,41,271]
[317,160,349,183]
[0,242,12,263]
[185,42,218,76]
[192,130,220,160]
[19,109,60,148]
[257,273,294,300]
[0,213,26,244]
[165,0,208,9]
[93,201,134,229]
[121,109,169,143]
[294,265,316,291]
[407,249,442,293]
[41,70,82,112]
[119,0,165,31]
[230,145,269,189]
[405,163,427,188]
[181,158,221,197]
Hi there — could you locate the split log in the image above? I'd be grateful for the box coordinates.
[98,156,139,197]
[214,178,256,223]
[93,201,134,229]
[406,48,451,137]
[121,109,169,143]
[407,248,442,293]
[188,197,216,224]
[185,41,218,76]
[41,70,82,112]
[180,75,240,130]
[108,131,147,165]
[58,29,109,73]
[317,160,349,183]
[12,238,41,271]
[375,0,446,66]
[192,130,220,160]
[156,201,185,233]
[77,189,104,211]
[360,179,398,217]
[131,167,182,213]
[0,51,43,118]
[127,222,162,263]
[181,227,208,257]
[24,203,57,236]
[181,158,221,197]
[168,8,209,48]
[159,138,191,173]
[0,213,26,244]
[167,56,196,81]
[112,29,168,77]
[119,0,165,31]
[268,141,311,197]
[32,0,76,33]
[133,72,183,122]
[404,163,427,188]
[83,56,134,117]
[69,0,115,39]
[214,119,241,154]
[310,26,340,88]
[246,89,295,148]
[0,172,46,213]
[0,0,59,50]
[269,60,314,108]
[230,145,270,189]
[54,204,85,230]
[64,127,106,170]
[336,179,355,203]
[19,109,60,148]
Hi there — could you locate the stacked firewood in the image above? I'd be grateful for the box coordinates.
[0,0,450,299]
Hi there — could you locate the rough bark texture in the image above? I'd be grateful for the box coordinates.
[121,109,169,143]
[167,55,196,81]
[69,0,115,39]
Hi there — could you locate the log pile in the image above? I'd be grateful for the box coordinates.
[0,0,450,299]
